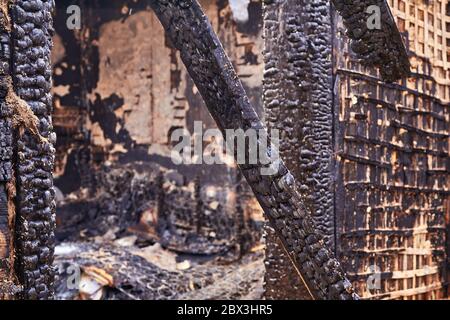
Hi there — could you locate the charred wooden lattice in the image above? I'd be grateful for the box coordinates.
[262,0,414,299]
[149,0,358,300]
[333,0,449,299]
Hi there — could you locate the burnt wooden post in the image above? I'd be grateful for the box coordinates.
[263,0,335,300]
[0,0,56,299]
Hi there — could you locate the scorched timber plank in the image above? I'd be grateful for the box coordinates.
[331,0,411,82]
[12,0,56,300]
[0,4,16,298]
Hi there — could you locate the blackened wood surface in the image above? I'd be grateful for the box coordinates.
[12,0,56,299]
[331,0,410,82]
[263,0,335,300]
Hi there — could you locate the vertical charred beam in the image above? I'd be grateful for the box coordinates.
[0,3,19,299]
[149,0,358,300]
[11,0,56,299]
[0,7,13,284]
[263,0,335,299]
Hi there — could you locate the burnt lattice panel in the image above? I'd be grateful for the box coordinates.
[334,0,449,299]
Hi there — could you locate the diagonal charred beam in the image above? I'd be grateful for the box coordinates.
[149,0,358,300]
[331,0,411,82]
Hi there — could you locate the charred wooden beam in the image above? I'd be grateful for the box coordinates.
[11,0,56,299]
[149,0,358,300]
[0,4,16,298]
[331,0,411,81]
[263,0,335,300]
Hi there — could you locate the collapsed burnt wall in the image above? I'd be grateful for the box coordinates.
[51,0,264,252]
[333,0,450,299]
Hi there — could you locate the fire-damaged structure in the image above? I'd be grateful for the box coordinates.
[264,0,450,299]
[0,0,449,300]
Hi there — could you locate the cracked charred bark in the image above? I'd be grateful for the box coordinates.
[263,0,334,300]
[0,5,16,298]
[331,0,410,81]
[149,0,358,300]
[10,0,56,300]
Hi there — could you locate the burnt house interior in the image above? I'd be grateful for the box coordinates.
[0,0,449,300]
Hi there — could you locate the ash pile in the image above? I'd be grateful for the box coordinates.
[54,161,265,300]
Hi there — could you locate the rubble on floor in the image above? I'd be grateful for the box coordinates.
[53,161,265,300]
[54,241,265,300]
[56,162,262,254]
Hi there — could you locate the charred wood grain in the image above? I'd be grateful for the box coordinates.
[11,0,56,299]
[263,0,335,299]
[149,0,358,300]
[331,0,410,82]
[0,5,18,298]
